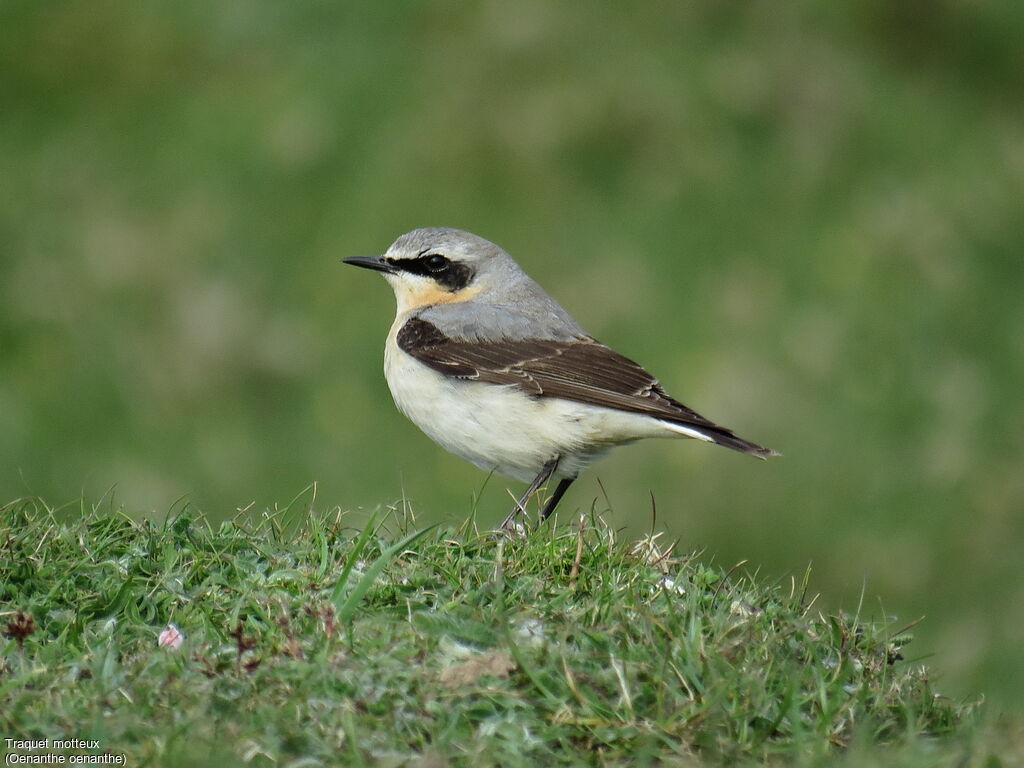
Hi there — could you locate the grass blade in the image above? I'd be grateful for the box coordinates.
[335,523,438,625]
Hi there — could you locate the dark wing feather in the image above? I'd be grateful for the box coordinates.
[397,318,775,457]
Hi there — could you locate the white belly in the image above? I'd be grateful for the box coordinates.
[382,319,674,482]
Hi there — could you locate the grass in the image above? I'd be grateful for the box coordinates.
[0,495,1014,767]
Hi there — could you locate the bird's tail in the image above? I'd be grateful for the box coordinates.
[659,419,780,459]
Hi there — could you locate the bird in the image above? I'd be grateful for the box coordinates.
[343,227,777,530]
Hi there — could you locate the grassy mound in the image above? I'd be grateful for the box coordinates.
[0,498,998,766]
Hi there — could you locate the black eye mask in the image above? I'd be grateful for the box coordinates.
[386,253,475,292]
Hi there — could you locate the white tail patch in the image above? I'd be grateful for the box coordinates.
[658,420,715,442]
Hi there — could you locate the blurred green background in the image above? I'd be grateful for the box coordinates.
[2,1,1022,712]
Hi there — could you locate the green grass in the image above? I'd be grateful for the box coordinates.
[1,496,1015,767]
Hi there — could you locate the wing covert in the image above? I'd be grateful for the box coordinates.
[397,318,719,430]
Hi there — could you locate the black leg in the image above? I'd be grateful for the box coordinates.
[539,476,575,521]
[500,457,559,530]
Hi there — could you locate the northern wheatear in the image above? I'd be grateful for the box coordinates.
[344,228,777,529]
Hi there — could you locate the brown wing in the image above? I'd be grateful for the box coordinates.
[396,317,774,457]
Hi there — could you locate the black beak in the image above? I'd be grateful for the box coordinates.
[341,255,395,274]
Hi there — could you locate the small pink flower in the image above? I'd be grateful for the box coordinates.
[158,623,183,650]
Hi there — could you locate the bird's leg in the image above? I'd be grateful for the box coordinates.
[501,457,559,530]
[539,476,576,521]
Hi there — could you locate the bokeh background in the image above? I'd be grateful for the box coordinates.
[2,1,1022,712]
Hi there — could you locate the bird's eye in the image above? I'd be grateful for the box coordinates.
[425,254,448,271]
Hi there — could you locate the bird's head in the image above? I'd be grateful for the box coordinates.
[343,227,523,315]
